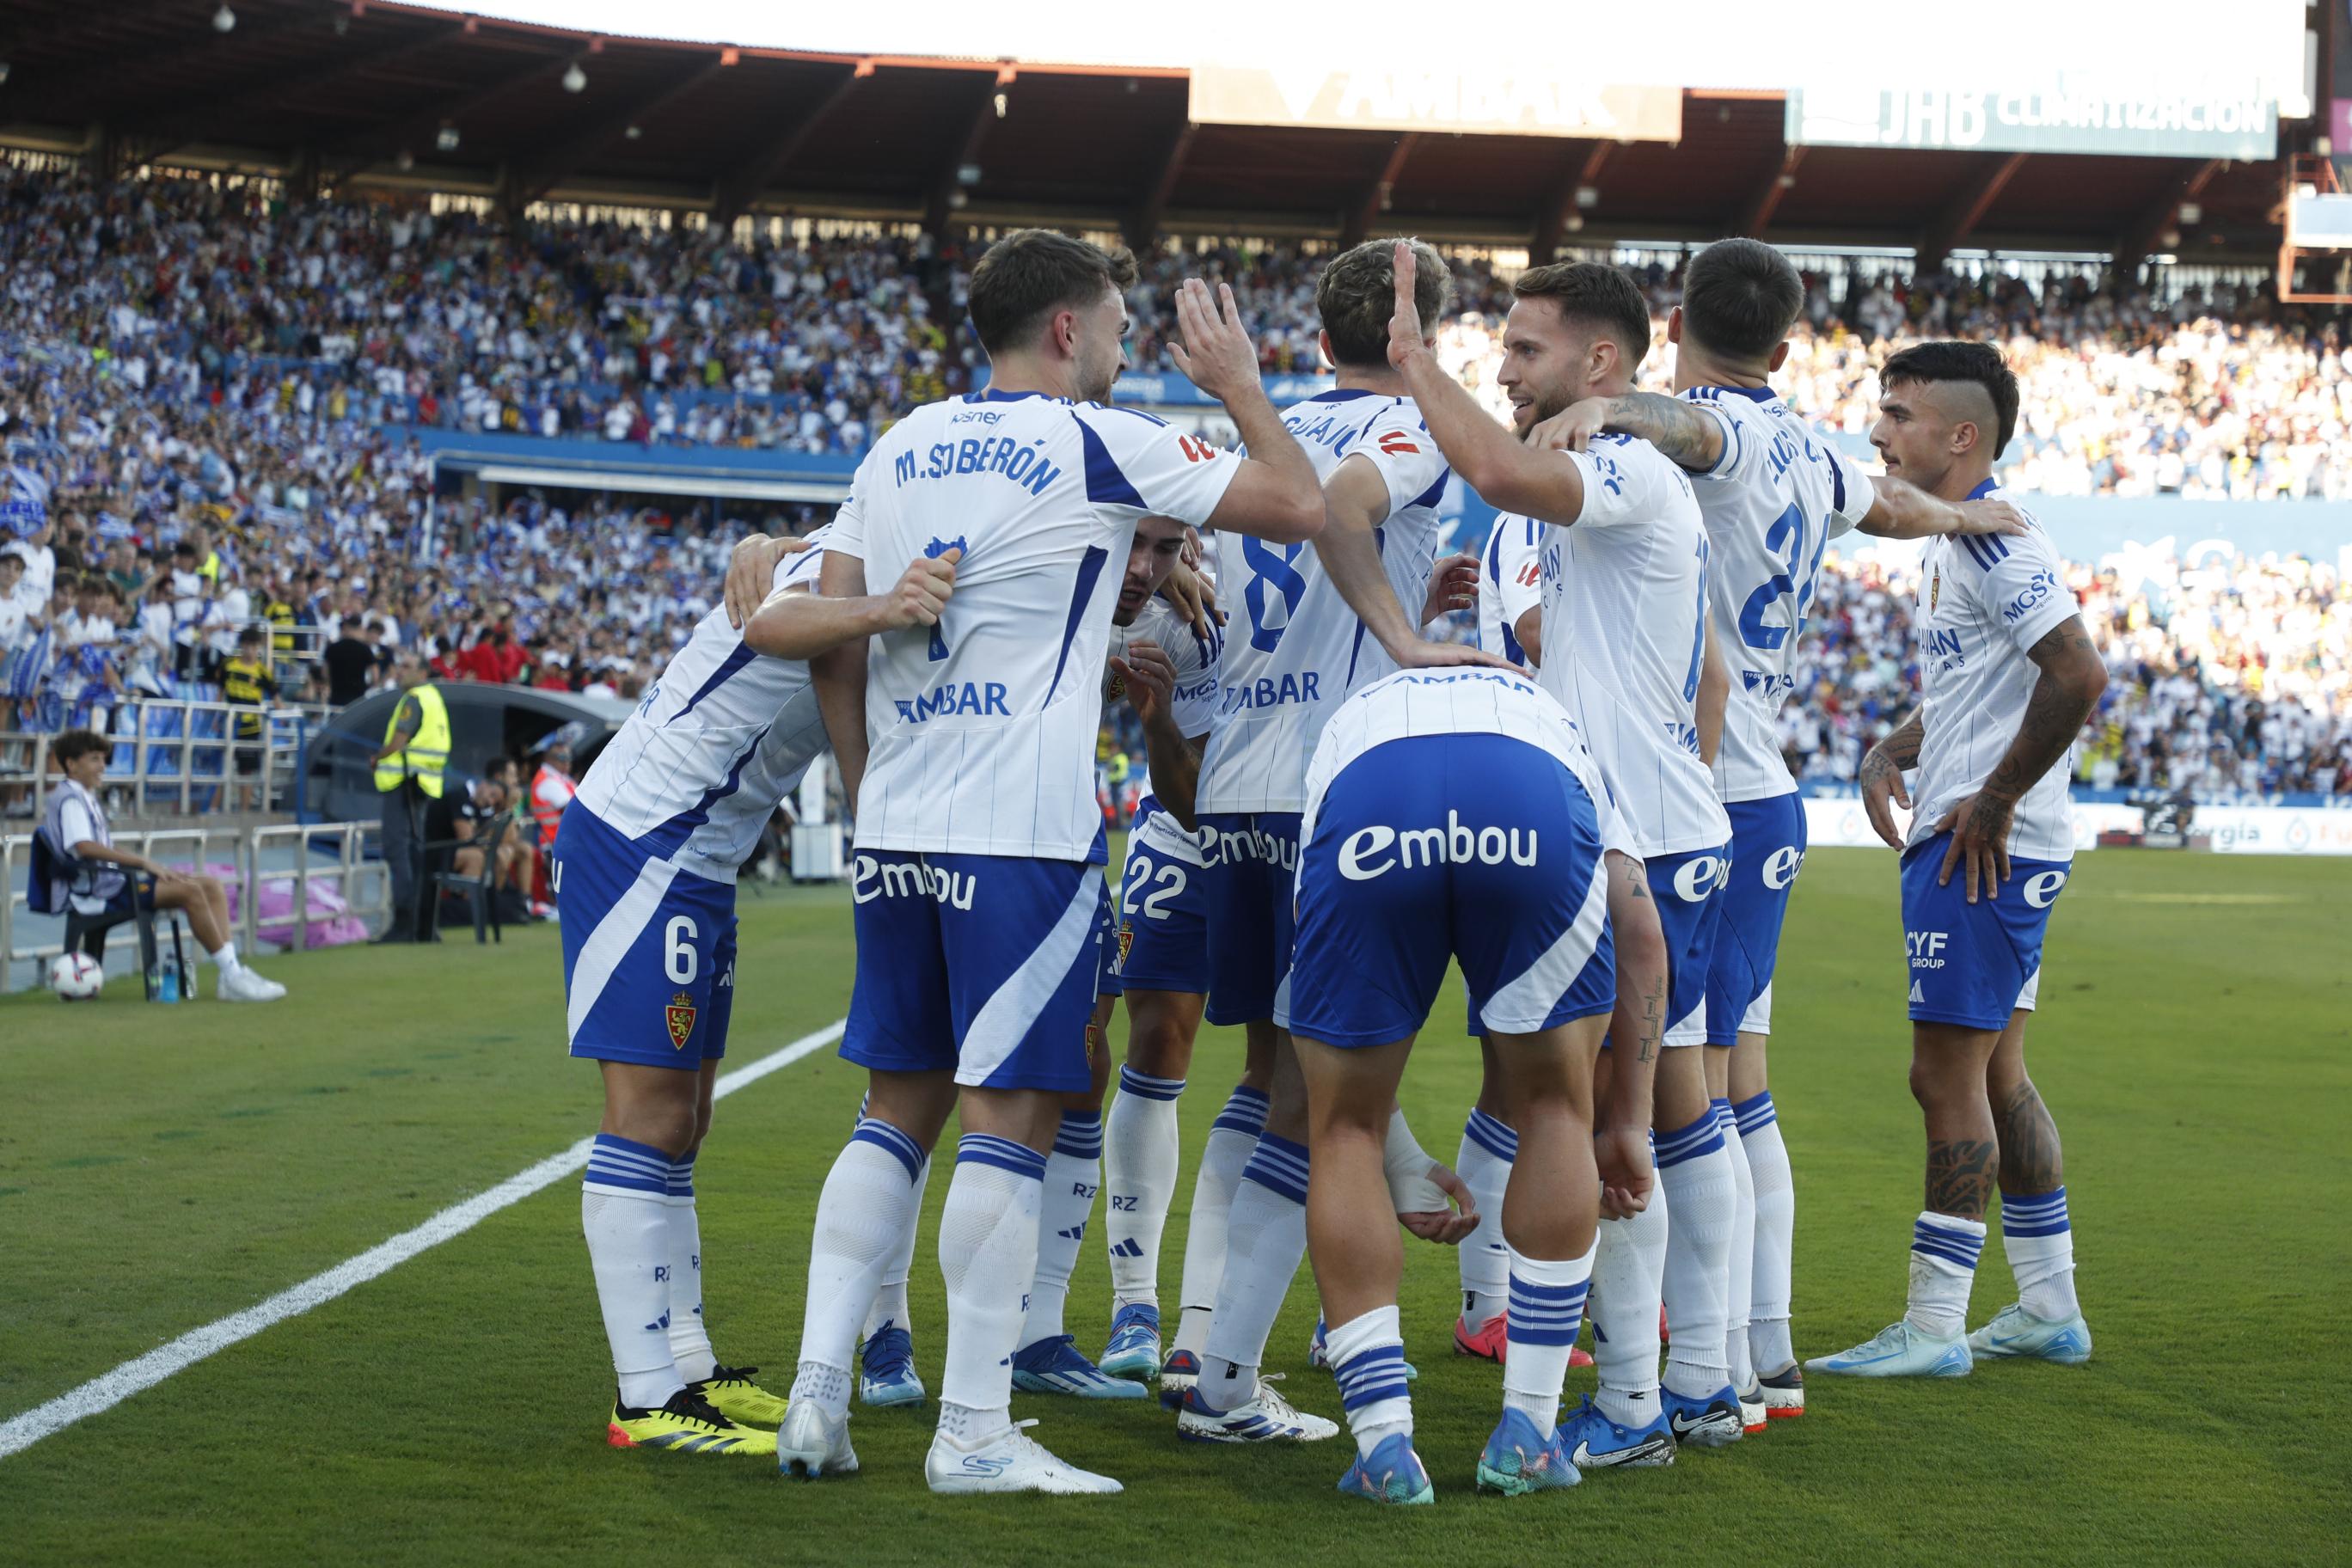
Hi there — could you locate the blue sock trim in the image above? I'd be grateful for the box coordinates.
[1118,1066,1186,1102]
[585,1132,674,1195]
[2000,1186,2071,1238]
[1334,1343,1411,1411]
[1238,1131,1308,1205]
[1506,1276,1589,1347]
[1911,1216,1986,1271]
[1210,1083,1271,1137]
[850,1117,926,1183]
[1463,1107,1518,1162]
[1710,1096,1735,1133]
[1654,1108,1726,1168]
[666,1153,695,1197]
[1053,1110,1105,1160]
[957,1132,1047,1181]
[1731,1090,1777,1136]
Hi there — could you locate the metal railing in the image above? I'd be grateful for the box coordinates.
[1,818,389,993]
[0,698,322,819]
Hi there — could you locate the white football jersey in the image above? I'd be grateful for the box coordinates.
[1534,433,1730,857]
[1196,389,1449,814]
[1301,666,1628,857]
[1908,484,2081,863]
[1677,385,1877,803]
[574,533,831,884]
[1477,511,1542,664]
[1107,596,1224,867]
[834,389,1240,861]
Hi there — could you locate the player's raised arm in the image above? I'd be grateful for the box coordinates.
[1381,242,1587,526]
[1167,279,1324,542]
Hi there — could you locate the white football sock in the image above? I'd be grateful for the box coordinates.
[663,1153,716,1384]
[1906,1211,1986,1339]
[862,1155,929,1341]
[1197,1131,1308,1410]
[2000,1188,2079,1320]
[791,1118,925,1418]
[1173,1084,1266,1358]
[582,1134,685,1410]
[209,940,242,971]
[1325,1305,1412,1460]
[1021,1112,1101,1349]
[1737,1092,1796,1371]
[1455,1107,1517,1326]
[1105,1067,1185,1311]
[1502,1242,1595,1433]
[935,1134,1047,1444]
[1716,1099,1757,1393]
[1589,1173,1667,1430]
[1657,1108,1734,1399]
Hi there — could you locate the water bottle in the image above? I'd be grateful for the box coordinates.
[158,965,180,1003]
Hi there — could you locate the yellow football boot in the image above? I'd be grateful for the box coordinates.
[606,1388,777,1456]
[691,1365,790,1428]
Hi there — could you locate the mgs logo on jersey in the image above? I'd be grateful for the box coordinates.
[2002,569,2061,625]
[665,991,697,1050]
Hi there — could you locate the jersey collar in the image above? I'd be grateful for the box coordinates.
[1306,388,1381,402]
[966,389,1057,404]
[1965,478,2000,500]
[1692,383,1777,402]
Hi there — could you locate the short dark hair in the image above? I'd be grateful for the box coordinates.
[237,627,263,646]
[1879,340,2019,456]
[1512,262,1652,371]
[1317,238,1452,369]
[966,230,1139,355]
[53,728,108,766]
[1681,238,1804,361]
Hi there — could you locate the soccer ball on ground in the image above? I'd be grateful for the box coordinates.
[49,952,105,1001]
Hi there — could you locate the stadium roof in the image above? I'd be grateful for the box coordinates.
[0,0,2300,265]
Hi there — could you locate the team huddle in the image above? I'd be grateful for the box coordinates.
[550,229,2104,1503]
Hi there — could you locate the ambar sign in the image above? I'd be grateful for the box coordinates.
[1190,65,1681,141]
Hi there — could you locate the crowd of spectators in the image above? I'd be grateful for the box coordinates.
[1785,549,2350,798]
[1,160,2347,805]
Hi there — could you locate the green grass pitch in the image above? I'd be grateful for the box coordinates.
[2,847,2347,1565]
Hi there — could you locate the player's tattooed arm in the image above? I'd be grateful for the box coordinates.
[1926,1137,1998,1220]
[1994,1078,2065,1195]
[805,552,875,812]
[1859,709,1922,849]
[1981,616,2108,810]
[1859,478,2030,541]
[1528,392,1725,473]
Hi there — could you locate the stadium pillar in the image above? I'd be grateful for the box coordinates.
[1343,133,1420,247]
[1735,146,1807,239]
[84,123,120,181]
[289,147,320,205]
[1128,121,1197,251]
[2110,158,2223,293]
[1534,141,1611,260]
[1917,151,2028,273]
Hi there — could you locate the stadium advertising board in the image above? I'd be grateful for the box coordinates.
[1190,64,1681,141]
[1785,83,2277,160]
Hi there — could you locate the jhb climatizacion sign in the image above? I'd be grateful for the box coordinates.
[1785,83,2276,160]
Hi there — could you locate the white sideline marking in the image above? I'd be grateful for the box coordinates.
[0,1019,848,1461]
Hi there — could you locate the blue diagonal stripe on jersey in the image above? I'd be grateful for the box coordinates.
[634,725,771,860]
[668,640,757,724]
[1043,544,1111,703]
[1075,415,1146,507]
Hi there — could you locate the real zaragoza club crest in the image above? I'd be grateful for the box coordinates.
[665,991,697,1050]
[1930,562,1941,613]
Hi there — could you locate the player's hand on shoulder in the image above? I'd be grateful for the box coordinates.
[1949,497,2030,537]
[723,533,812,629]
[1526,398,1612,454]
[879,548,959,631]
[1859,744,1911,850]
[1397,1160,1479,1246]
[1166,279,1258,403]
[1420,551,1479,625]
[1109,639,1177,722]
[1934,790,2013,905]
[1391,637,1516,674]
